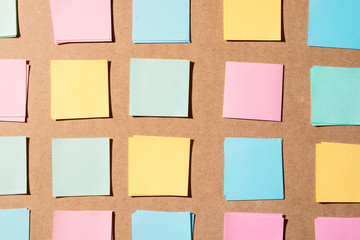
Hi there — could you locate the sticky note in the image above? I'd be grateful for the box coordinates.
[311,66,360,126]
[308,0,360,49]
[224,0,281,40]
[0,209,29,240]
[316,142,360,202]
[224,138,284,201]
[51,60,109,120]
[0,0,17,38]
[315,217,360,240]
[129,58,190,117]
[52,138,110,197]
[224,212,284,240]
[132,0,190,43]
[223,62,283,121]
[128,135,191,196]
[53,211,112,240]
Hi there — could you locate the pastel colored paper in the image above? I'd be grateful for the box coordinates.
[223,0,281,40]
[0,209,29,240]
[51,60,109,120]
[311,66,360,126]
[52,138,110,197]
[132,0,190,43]
[224,138,284,201]
[308,0,360,49]
[223,62,283,121]
[129,58,190,117]
[0,0,17,38]
[53,211,112,240]
[315,217,360,240]
[128,135,191,196]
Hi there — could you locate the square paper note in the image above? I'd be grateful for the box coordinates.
[0,209,29,240]
[0,0,17,38]
[52,138,110,197]
[315,217,360,240]
[223,62,283,121]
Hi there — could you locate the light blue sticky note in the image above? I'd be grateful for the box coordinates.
[0,0,17,38]
[52,138,110,197]
[132,0,190,43]
[129,58,190,117]
[224,138,284,201]
[308,0,360,49]
[311,66,360,126]
[0,208,29,240]
[0,137,27,195]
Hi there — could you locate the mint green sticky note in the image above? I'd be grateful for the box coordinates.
[0,0,17,38]
[52,138,110,197]
[129,58,190,117]
[0,137,27,195]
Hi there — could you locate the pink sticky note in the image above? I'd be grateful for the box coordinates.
[224,212,284,240]
[223,62,284,121]
[53,211,112,240]
[315,217,360,240]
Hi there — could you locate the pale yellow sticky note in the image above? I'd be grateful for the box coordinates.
[223,0,281,40]
[128,135,191,196]
[316,142,360,202]
[51,60,109,120]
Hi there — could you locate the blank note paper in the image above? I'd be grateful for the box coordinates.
[311,66,360,126]
[52,138,110,197]
[53,211,112,240]
[308,0,360,49]
[315,217,360,240]
[51,60,109,120]
[224,138,284,201]
[130,58,190,117]
[128,135,191,196]
[0,0,17,38]
[132,0,190,43]
[0,209,29,240]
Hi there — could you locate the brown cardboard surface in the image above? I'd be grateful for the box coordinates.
[0,0,359,239]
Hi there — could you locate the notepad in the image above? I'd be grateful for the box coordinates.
[0,208,30,240]
[308,0,360,49]
[224,0,281,40]
[53,211,112,240]
[316,142,360,202]
[52,138,110,197]
[0,0,17,38]
[129,58,190,117]
[311,66,360,126]
[132,0,190,43]
[128,135,191,196]
[51,60,109,120]
[224,138,284,201]
[315,217,360,240]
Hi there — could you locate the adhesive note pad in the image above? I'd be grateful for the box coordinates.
[223,62,283,121]
[129,58,190,117]
[315,217,360,240]
[52,138,110,197]
[311,66,360,126]
[224,138,284,201]
[308,0,360,49]
[224,0,281,40]
[316,142,360,202]
[224,212,284,240]
[132,0,190,43]
[128,135,191,196]
[53,211,112,240]
[51,60,109,120]
[0,209,30,240]
[0,0,17,38]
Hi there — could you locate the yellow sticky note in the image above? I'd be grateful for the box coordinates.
[128,135,191,196]
[316,142,360,202]
[51,60,109,120]
[224,0,281,40]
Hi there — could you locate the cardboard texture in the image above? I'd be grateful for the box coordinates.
[0,0,359,239]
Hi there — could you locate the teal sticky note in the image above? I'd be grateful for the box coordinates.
[224,138,284,201]
[311,66,360,126]
[0,208,29,240]
[52,138,110,197]
[0,137,27,195]
[308,0,360,49]
[132,0,190,43]
[0,0,17,38]
[129,58,190,117]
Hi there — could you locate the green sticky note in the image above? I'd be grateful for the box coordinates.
[129,58,190,117]
[0,137,27,195]
[311,66,360,126]
[0,0,17,38]
[52,138,110,197]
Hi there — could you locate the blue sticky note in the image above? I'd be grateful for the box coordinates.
[0,208,29,240]
[308,0,360,49]
[224,138,284,201]
[132,0,190,43]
